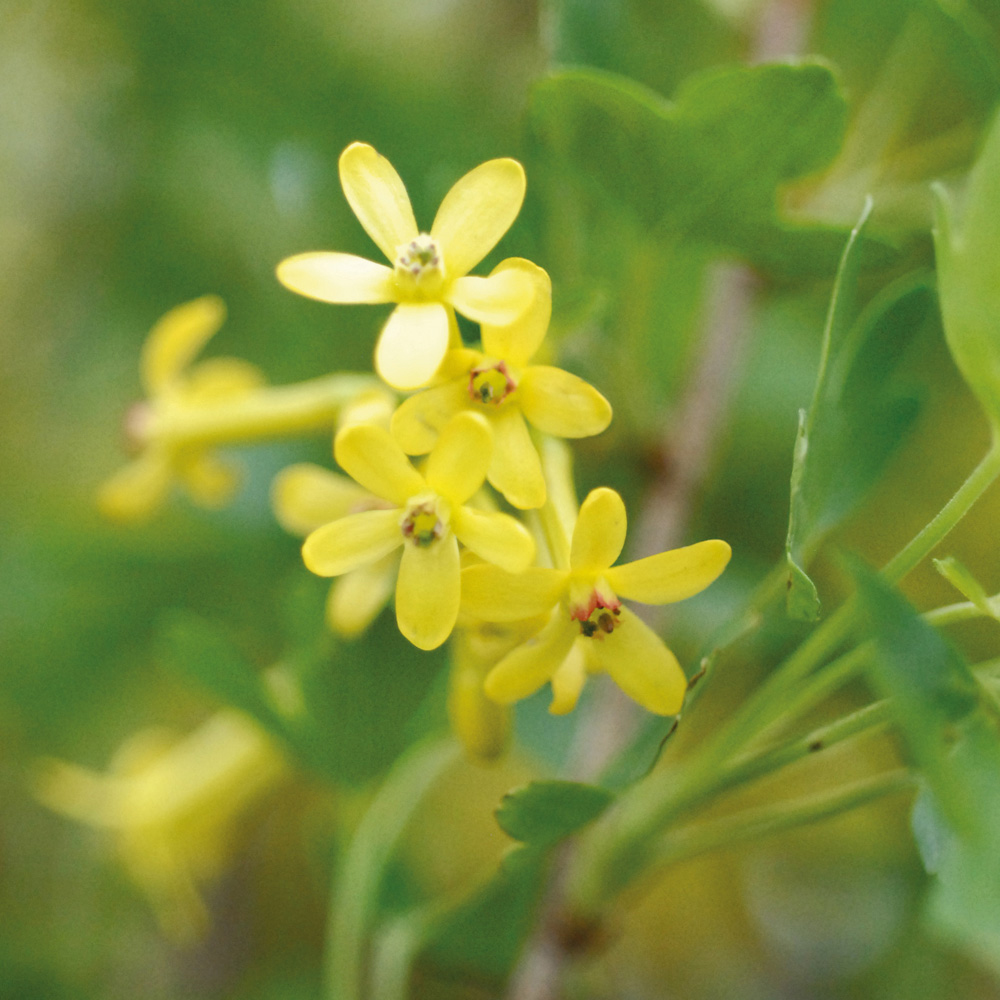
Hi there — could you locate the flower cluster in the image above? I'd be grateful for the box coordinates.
[97,142,732,760]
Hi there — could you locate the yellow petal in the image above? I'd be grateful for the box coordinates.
[396,534,461,650]
[549,644,588,715]
[452,506,535,573]
[430,157,526,277]
[272,463,370,536]
[276,252,395,304]
[141,296,226,397]
[519,366,612,439]
[97,451,172,521]
[326,553,399,637]
[425,410,492,504]
[339,142,419,262]
[302,509,403,576]
[461,564,567,622]
[480,259,552,366]
[178,451,241,508]
[390,380,469,455]
[606,539,732,606]
[334,423,426,505]
[488,406,546,510]
[484,611,577,705]
[375,302,451,390]
[448,268,534,326]
[586,608,687,715]
[570,487,627,572]
[182,358,266,404]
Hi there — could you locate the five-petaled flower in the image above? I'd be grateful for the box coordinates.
[276,142,536,391]
[98,296,265,521]
[460,488,731,715]
[391,259,612,509]
[302,411,535,650]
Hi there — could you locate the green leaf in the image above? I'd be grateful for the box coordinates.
[528,61,878,277]
[784,203,929,619]
[156,609,289,738]
[496,780,615,848]
[934,107,1000,433]
[856,565,1000,975]
[420,846,549,984]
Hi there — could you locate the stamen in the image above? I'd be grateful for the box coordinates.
[572,590,623,639]
[395,234,443,284]
[468,361,517,406]
[400,495,449,547]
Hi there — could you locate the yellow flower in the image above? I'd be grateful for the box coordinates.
[303,411,535,650]
[461,488,731,715]
[276,142,536,391]
[272,462,399,638]
[33,710,287,940]
[391,259,612,509]
[98,296,265,520]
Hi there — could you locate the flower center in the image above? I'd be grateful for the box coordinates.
[400,493,450,547]
[395,234,445,296]
[468,361,517,406]
[571,590,623,639]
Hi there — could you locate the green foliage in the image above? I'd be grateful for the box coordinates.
[858,567,1000,973]
[495,780,615,847]
[934,107,1000,434]
[785,203,929,619]
[528,61,861,277]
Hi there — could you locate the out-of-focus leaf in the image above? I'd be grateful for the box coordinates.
[528,62,877,277]
[157,609,289,737]
[419,846,549,984]
[857,566,1000,974]
[496,780,614,848]
[934,107,1000,433]
[552,0,738,98]
[784,202,929,619]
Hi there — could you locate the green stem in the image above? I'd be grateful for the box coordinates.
[648,769,914,872]
[324,738,459,1000]
[881,443,1000,582]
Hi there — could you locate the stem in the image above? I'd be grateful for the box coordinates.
[147,373,380,448]
[648,769,914,871]
[324,739,459,1000]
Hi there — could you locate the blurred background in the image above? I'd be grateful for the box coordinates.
[3,0,1000,997]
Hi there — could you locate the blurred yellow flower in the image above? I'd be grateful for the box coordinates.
[98,296,265,520]
[33,710,288,941]
[276,142,536,391]
[98,296,378,521]
[461,488,731,715]
[302,411,535,650]
[391,259,612,509]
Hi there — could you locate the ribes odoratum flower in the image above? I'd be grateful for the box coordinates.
[33,710,287,941]
[98,296,265,520]
[273,462,398,638]
[303,411,535,650]
[461,488,731,715]
[276,142,536,391]
[391,259,612,509]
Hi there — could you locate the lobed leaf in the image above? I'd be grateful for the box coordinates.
[496,780,615,848]
[528,61,879,277]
